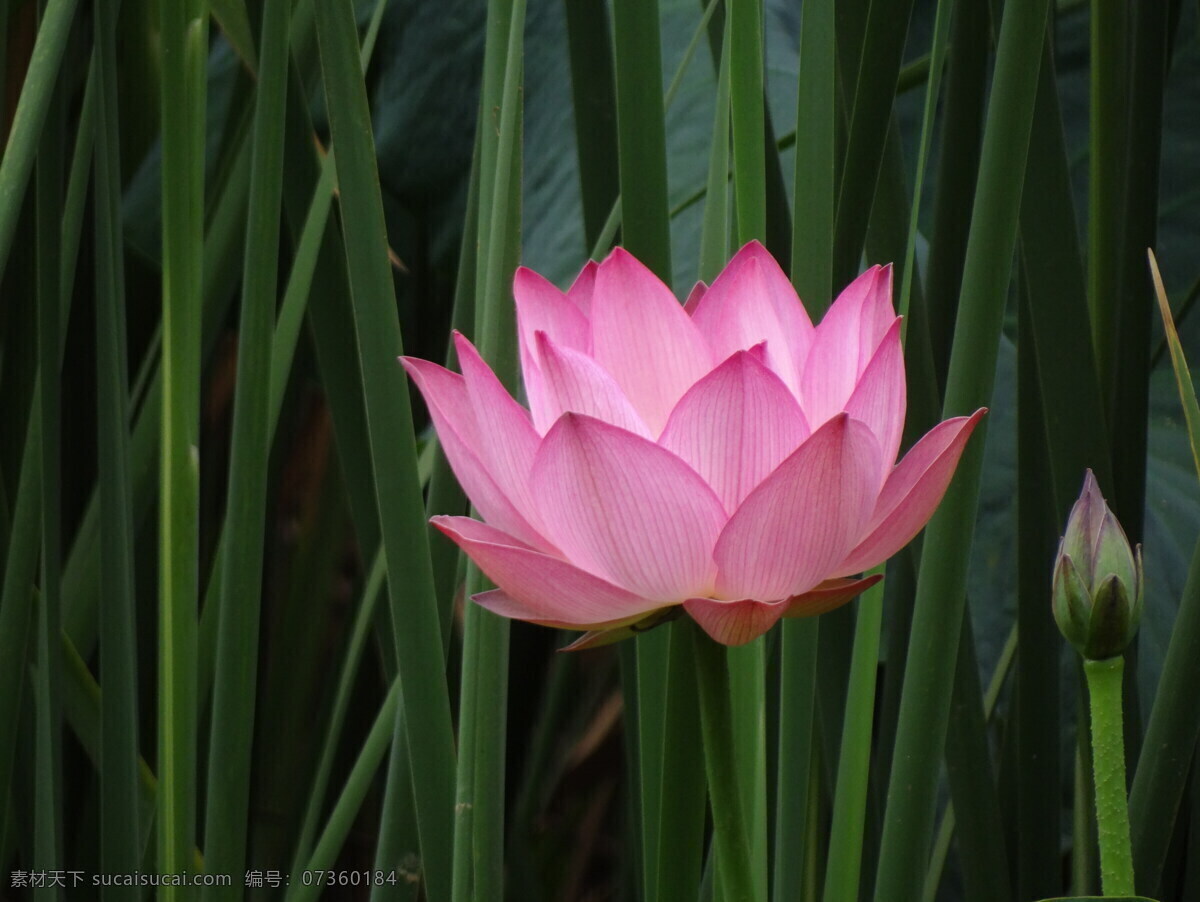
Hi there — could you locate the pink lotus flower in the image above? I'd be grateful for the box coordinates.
[402,242,983,646]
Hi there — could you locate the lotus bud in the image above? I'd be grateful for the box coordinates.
[1052,470,1143,660]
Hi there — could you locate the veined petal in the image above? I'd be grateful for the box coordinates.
[781,575,883,618]
[532,331,651,438]
[515,266,591,422]
[800,265,894,426]
[833,263,895,353]
[472,590,649,632]
[532,413,727,600]
[689,241,815,396]
[659,350,809,513]
[590,248,714,434]
[714,414,880,600]
[835,409,984,576]
[566,259,597,317]
[454,333,544,529]
[843,318,906,477]
[402,357,546,549]
[683,597,789,646]
[514,266,591,354]
[433,516,662,624]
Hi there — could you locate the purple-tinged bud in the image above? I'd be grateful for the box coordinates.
[1052,470,1143,660]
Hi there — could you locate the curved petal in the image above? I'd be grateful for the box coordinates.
[402,357,545,548]
[433,516,662,624]
[843,318,906,477]
[566,259,597,317]
[781,574,883,618]
[689,241,814,396]
[590,248,714,433]
[835,409,984,575]
[714,414,880,600]
[532,331,651,438]
[831,263,895,352]
[454,333,544,529]
[684,597,788,646]
[514,266,591,354]
[658,350,809,513]
[472,590,648,632]
[684,280,707,315]
[532,413,727,600]
[800,265,894,426]
[514,266,591,420]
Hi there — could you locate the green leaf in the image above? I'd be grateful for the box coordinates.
[314,1,457,896]
[612,0,672,279]
[95,0,142,886]
[873,0,1052,896]
[0,0,80,280]
[156,3,207,890]
[202,0,290,890]
[728,0,764,244]
[208,0,257,72]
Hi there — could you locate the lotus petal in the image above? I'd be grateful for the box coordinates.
[844,318,906,481]
[565,259,597,317]
[781,574,883,618]
[714,414,880,599]
[659,350,809,512]
[454,333,543,527]
[590,248,714,433]
[532,413,726,599]
[800,265,894,426]
[401,357,546,549]
[433,516,662,623]
[684,597,789,646]
[515,266,591,424]
[689,241,814,396]
[836,409,985,576]
[532,331,651,438]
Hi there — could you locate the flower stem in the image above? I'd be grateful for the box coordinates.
[691,622,761,902]
[1083,655,1135,896]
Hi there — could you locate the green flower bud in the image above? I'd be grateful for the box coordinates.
[1052,470,1143,660]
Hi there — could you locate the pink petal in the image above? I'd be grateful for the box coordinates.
[453,333,544,529]
[531,331,651,438]
[684,597,789,646]
[590,248,714,434]
[532,413,727,600]
[834,264,896,352]
[689,241,815,397]
[835,409,985,576]
[514,266,592,423]
[514,267,591,354]
[782,575,883,618]
[800,265,895,427]
[684,280,707,315]
[472,590,648,631]
[402,357,546,548]
[658,350,809,513]
[843,318,906,477]
[687,574,885,645]
[713,414,880,600]
[566,260,597,317]
[433,516,663,624]
[556,607,683,651]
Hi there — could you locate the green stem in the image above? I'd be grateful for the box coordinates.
[1083,656,1135,896]
[822,578,884,902]
[691,622,760,902]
